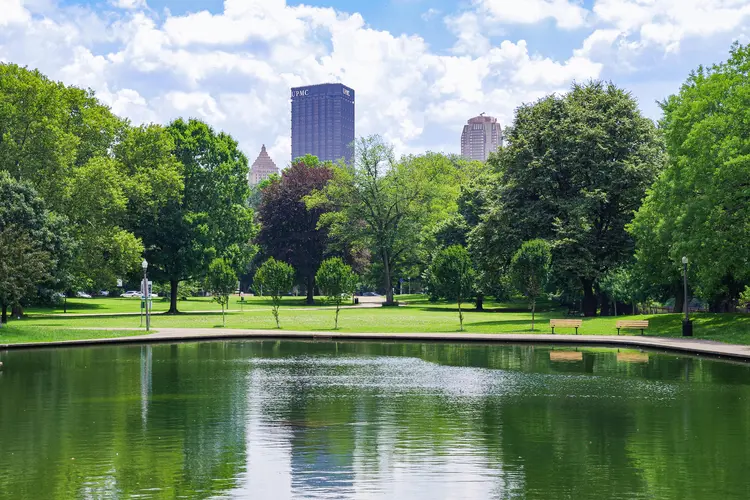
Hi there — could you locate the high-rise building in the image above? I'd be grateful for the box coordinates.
[291,83,355,164]
[461,114,502,161]
[249,144,278,186]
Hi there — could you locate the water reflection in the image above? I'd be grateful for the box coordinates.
[1,341,750,499]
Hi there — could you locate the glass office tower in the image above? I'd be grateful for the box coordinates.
[291,83,355,164]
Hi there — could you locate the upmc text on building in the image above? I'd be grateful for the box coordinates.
[291,83,355,165]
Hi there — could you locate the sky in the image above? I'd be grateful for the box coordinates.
[1,0,749,168]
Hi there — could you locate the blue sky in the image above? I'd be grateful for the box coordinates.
[2,0,749,165]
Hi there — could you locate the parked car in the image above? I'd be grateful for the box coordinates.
[362,292,381,297]
[122,291,142,298]
[98,290,110,297]
[76,291,92,299]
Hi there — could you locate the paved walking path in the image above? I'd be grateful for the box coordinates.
[2,329,750,361]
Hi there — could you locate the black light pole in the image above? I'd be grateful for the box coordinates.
[682,256,692,337]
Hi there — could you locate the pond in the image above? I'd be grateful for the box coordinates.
[1,340,749,499]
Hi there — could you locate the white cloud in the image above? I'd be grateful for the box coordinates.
[110,0,147,9]
[472,0,589,29]
[591,0,750,54]
[0,0,31,27]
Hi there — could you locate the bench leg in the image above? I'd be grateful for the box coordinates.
[551,327,555,335]
[617,328,620,336]
[641,329,644,336]
[575,327,578,335]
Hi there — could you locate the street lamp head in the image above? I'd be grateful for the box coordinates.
[682,256,688,265]
[141,259,148,270]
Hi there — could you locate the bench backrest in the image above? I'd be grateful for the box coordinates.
[616,320,649,328]
[550,319,583,327]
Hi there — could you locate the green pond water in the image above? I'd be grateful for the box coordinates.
[1,341,749,499]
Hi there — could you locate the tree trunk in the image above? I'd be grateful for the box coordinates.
[475,293,484,311]
[531,299,536,331]
[306,273,315,305]
[581,279,597,317]
[168,279,179,314]
[1,303,7,324]
[673,285,684,314]
[222,303,225,327]
[383,253,394,305]
[458,298,464,331]
[12,304,23,319]
[599,290,611,316]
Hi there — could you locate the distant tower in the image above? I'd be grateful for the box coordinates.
[290,83,355,164]
[461,114,502,161]
[249,145,278,186]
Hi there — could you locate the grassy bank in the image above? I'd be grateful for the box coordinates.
[2,295,749,346]
[0,324,141,345]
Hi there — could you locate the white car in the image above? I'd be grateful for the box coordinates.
[121,291,142,298]
[76,291,92,299]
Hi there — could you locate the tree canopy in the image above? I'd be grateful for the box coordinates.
[427,245,476,331]
[257,155,334,304]
[475,81,664,316]
[316,257,357,329]
[631,42,750,311]
[253,258,295,328]
[510,239,552,330]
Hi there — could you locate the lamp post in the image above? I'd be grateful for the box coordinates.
[142,259,150,332]
[682,256,692,337]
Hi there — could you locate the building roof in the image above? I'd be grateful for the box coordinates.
[251,144,277,172]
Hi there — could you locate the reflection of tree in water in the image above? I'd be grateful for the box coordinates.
[0,343,251,499]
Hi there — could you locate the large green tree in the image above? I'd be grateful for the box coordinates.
[311,136,461,305]
[138,119,255,313]
[0,63,137,291]
[257,155,333,304]
[475,81,664,316]
[631,43,750,311]
[0,172,68,323]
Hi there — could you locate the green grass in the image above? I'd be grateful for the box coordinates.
[0,324,142,345]
[3,294,749,346]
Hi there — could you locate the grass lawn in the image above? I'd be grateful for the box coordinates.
[0,324,142,345]
[3,294,749,346]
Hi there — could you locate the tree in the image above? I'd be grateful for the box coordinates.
[316,257,357,329]
[631,43,750,311]
[510,240,552,331]
[253,258,295,328]
[136,119,255,313]
[310,137,459,305]
[428,245,476,331]
[0,172,65,323]
[257,155,333,304]
[206,258,237,327]
[476,81,664,316]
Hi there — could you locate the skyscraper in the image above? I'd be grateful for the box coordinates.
[249,144,278,186]
[461,114,502,161]
[291,83,355,164]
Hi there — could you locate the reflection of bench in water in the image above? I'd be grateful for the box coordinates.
[617,352,649,363]
[549,319,582,334]
[616,320,649,336]
[549,351,583,362]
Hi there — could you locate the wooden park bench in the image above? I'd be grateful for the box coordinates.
[616,320,649,336]
[550,319,582,335]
